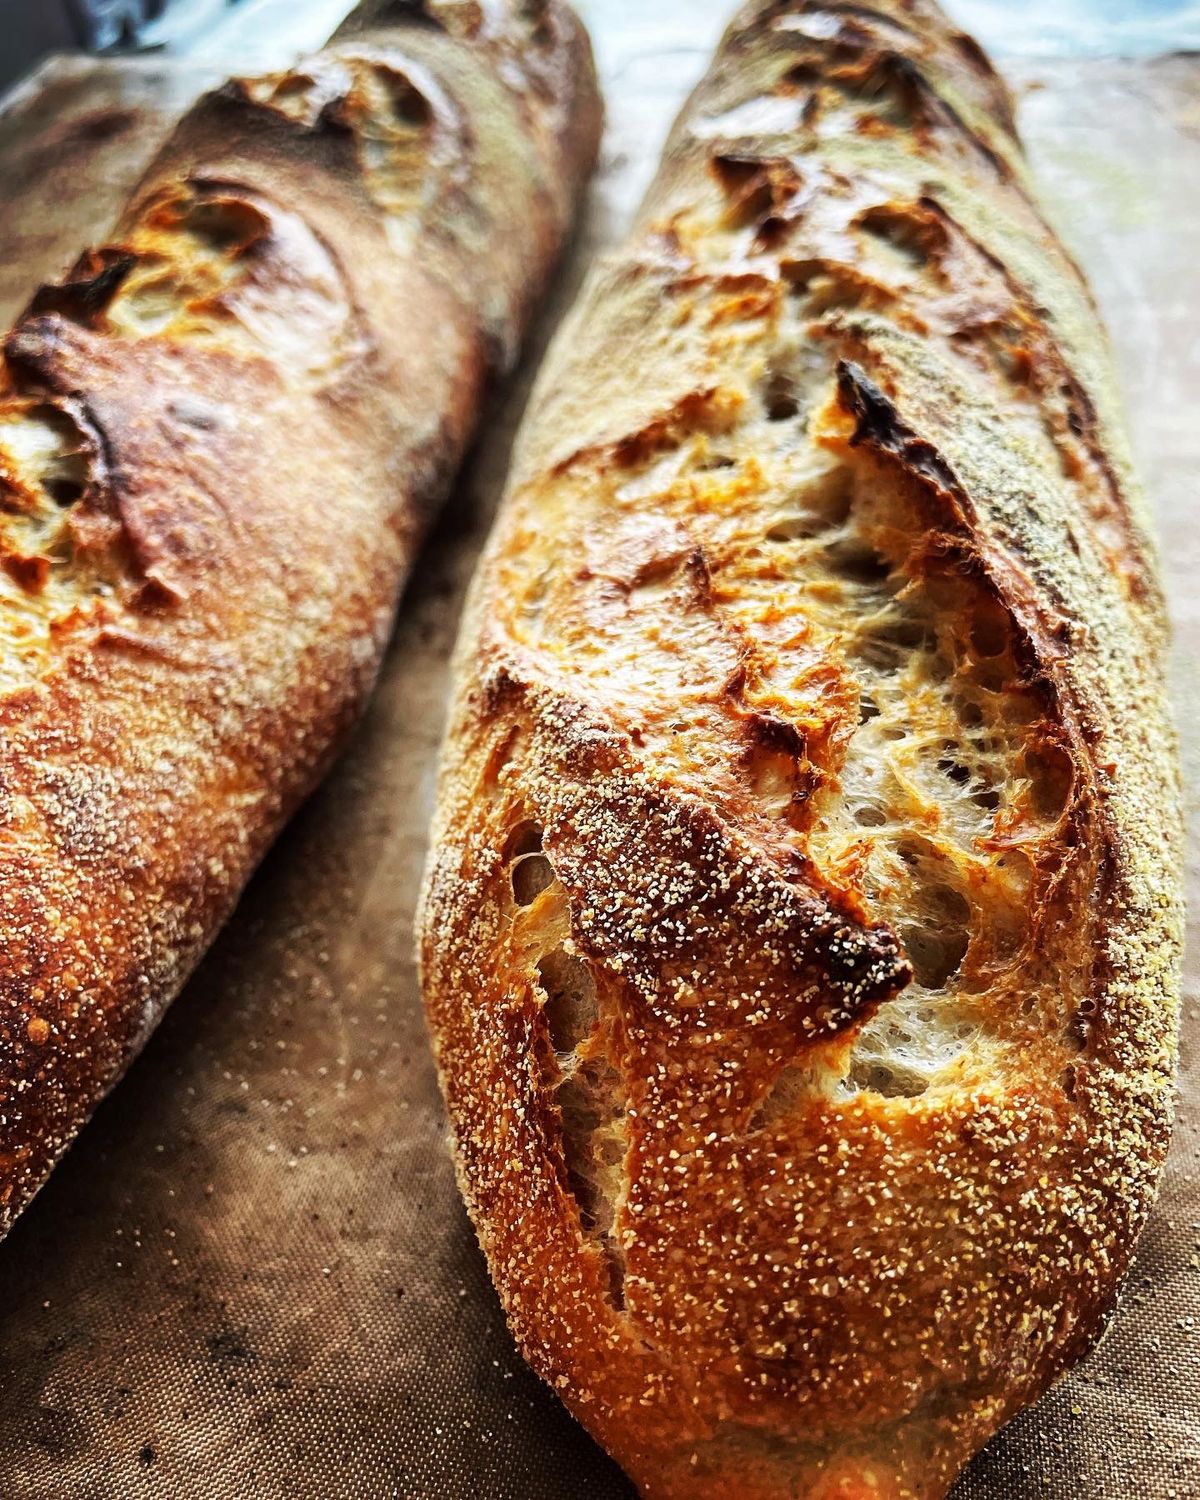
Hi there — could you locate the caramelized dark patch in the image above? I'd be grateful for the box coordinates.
[27,248,137,327]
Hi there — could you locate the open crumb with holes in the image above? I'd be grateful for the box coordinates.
[0,0,600,1258]
[420,2,1182,1498]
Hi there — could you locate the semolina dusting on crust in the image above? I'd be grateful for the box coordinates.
[418,1,1183,1496]
[0,0,600,1240]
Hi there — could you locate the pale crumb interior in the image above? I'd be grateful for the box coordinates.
[487,191,1079,1268]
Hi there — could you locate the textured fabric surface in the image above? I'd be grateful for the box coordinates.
[0,27,1195,1500]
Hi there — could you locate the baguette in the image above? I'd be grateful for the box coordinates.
[418,2,1182,1495]
[0,0,600,1239]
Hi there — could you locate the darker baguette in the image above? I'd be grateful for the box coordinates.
[0,0,600,1239]
[419,1,1181,1496]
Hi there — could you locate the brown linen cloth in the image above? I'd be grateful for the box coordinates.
[0,35,1195,1500]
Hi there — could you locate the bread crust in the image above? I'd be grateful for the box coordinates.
[0,0,600,1238]
[419,2,1182,1495]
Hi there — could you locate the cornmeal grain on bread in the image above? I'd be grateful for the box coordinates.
[0,0,600,1239]
[418,1,1182,1495]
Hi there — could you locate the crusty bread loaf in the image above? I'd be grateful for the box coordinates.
[418,1,1182,1495]
[0,0,599,1239]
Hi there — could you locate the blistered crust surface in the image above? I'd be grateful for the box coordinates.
[419,2,1182,1497]
[0,0,600,1238]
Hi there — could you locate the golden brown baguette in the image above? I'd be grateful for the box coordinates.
[418,1,1182,1495]
[0,0,600,1239]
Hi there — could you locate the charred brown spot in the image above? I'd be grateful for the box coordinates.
[837,361,969,505]
[28,248,138,327]
[857,200,951,266]
[2,553,50,592]
[710,153,803,236]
